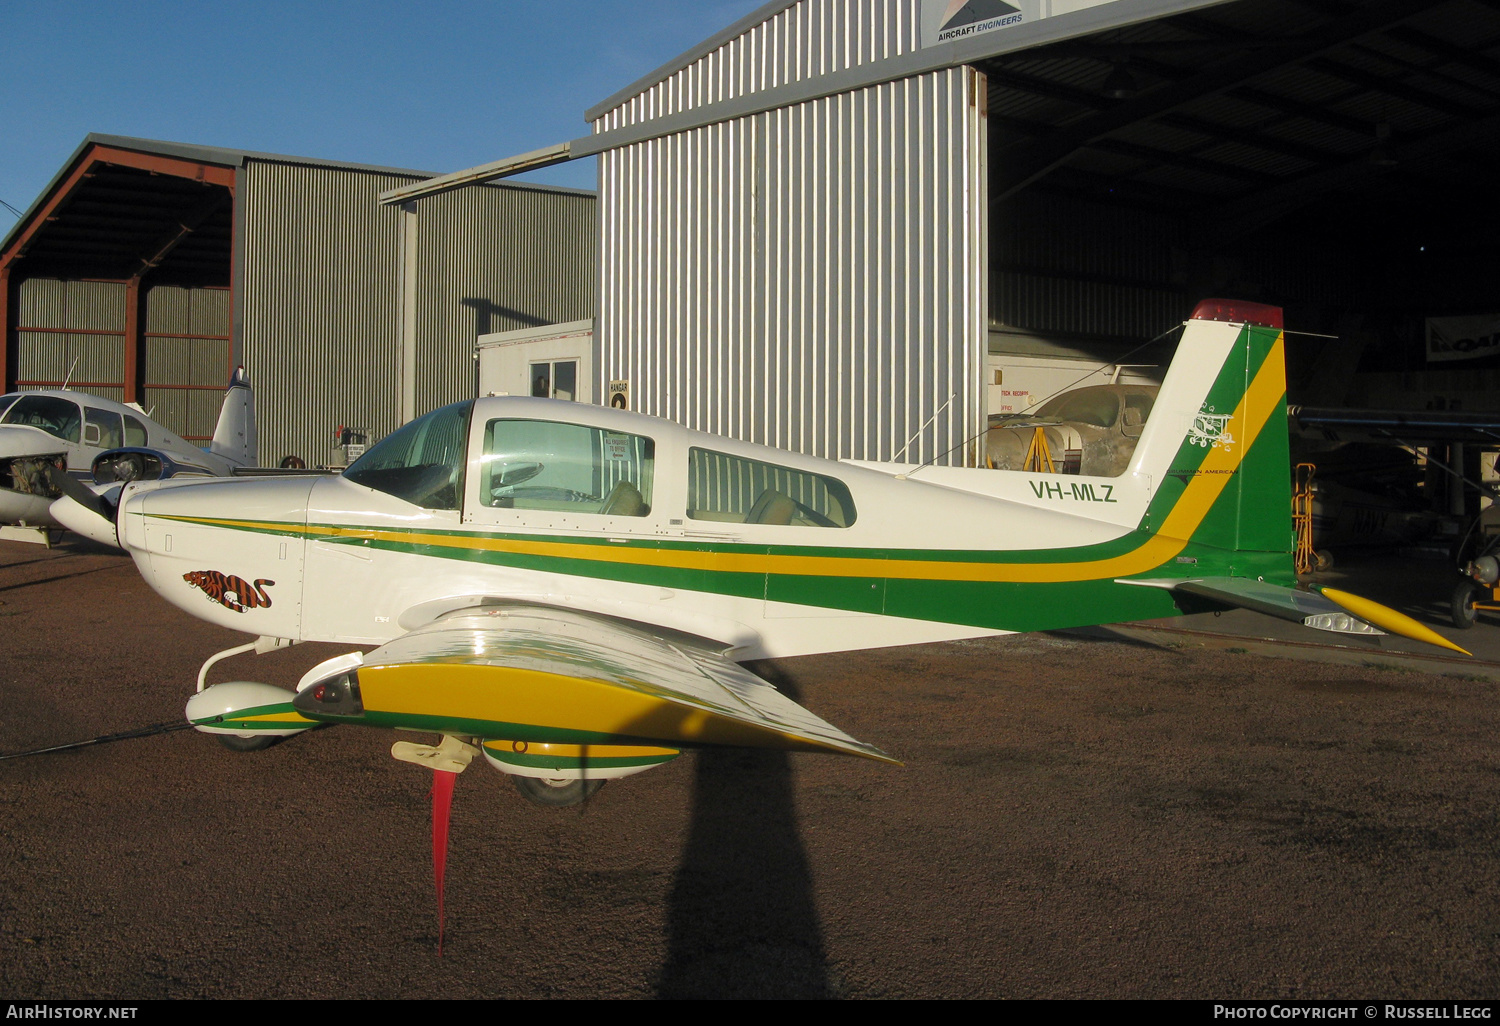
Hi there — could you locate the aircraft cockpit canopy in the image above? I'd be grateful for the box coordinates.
[2,395,82,443]
[0,394,152,448]
[344,400,472,510]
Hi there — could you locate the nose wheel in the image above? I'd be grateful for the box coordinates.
[216,733,284,753]
[511,774,604,807]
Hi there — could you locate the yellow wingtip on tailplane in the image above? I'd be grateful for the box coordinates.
[1318,586,1472,657]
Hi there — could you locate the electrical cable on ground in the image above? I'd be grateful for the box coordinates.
[0,721,193,761]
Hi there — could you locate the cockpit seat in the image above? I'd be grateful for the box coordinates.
[746,489,796,525]
[599,480,646,516]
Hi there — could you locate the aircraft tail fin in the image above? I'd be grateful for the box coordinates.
[1125,299,1293,582]
[210,367,257,467]
[1120,303,1468,656]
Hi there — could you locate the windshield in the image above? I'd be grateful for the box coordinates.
[344,401,472,509]
[1032,389,1121,429]
[2,395,81,443]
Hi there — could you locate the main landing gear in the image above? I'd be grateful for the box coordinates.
[511,775,605,808]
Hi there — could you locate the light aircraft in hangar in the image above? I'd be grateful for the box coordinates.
[1,369,256,542]
[51,300,1468,812]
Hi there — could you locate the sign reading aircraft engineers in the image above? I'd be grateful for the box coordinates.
[921,0,1126,48]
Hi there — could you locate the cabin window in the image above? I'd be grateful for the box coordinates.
[344,401,472,510]
[1034,390,1119,429]
[84,408,123,449]
[482,419,654,516]
[123,415,148,447]
[687,448,855,527]
[0,396,16,419]
[1,395,81,443]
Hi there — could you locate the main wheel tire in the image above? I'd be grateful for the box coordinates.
[511,774,604,808]
[216,733,284,753]
[1451,581,1480,630]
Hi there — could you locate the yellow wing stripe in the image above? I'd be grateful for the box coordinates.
[157,337,1284,586]
[480,740,680,760]
[361,662,897,763]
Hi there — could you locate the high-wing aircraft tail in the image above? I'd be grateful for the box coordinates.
[208,366,256,468]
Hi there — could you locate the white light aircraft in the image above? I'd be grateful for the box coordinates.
[1,370,256,543]
[53,301,1468,811]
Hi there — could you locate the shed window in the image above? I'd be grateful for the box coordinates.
[687,448,855,527]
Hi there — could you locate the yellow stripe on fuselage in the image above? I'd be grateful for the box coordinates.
[155,337,1284,586]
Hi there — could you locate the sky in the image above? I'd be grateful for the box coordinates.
[0,0,768,223]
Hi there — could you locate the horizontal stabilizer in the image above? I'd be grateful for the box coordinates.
[1120,576,1470,656]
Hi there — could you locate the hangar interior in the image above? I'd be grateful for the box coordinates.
[978,0,1500,411]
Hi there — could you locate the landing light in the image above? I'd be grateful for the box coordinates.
[1303,612,1381,635]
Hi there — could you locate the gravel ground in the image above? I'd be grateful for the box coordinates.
[1,539,1497,999]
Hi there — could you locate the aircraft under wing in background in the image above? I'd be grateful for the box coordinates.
[52,300,1470,812]
[1289,405,1500,448]
[0,369,256,542]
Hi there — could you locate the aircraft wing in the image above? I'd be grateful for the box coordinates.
[1289,406,1500,447]
[1119,576,1469,655]
[304,605,897,763]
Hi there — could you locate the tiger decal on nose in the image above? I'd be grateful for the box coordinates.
[183,570,275,613]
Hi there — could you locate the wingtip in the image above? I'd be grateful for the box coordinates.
[1318,586,1472,657]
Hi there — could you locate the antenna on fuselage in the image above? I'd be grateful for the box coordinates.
[60,357,80,391]
[901,320,1188,479]
[893,393,956,464]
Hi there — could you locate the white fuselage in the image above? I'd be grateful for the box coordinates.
[115,322,1242,660]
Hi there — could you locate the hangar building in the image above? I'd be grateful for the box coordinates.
[393,0,1500,468]
[0,135,595,464]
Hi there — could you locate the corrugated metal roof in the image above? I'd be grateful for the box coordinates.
[1,133,593,257]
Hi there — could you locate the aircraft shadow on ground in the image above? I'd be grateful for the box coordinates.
[654,659,833,999]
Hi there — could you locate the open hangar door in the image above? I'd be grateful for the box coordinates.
[1,141,236,442]
[974,0,1500,410]
[971,0,1500,532]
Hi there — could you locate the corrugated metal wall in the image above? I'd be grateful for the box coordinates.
[240,162,594,466]
[240,162,409,466]
[414,185,596,416]
[595,19,986,465]
[144,285,230,439]
[594,0,922,132]
[13,279,126,402]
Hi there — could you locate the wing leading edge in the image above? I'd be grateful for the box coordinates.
[294,605,897,764]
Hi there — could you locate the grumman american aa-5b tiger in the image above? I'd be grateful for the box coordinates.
[52,300,1469,810]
